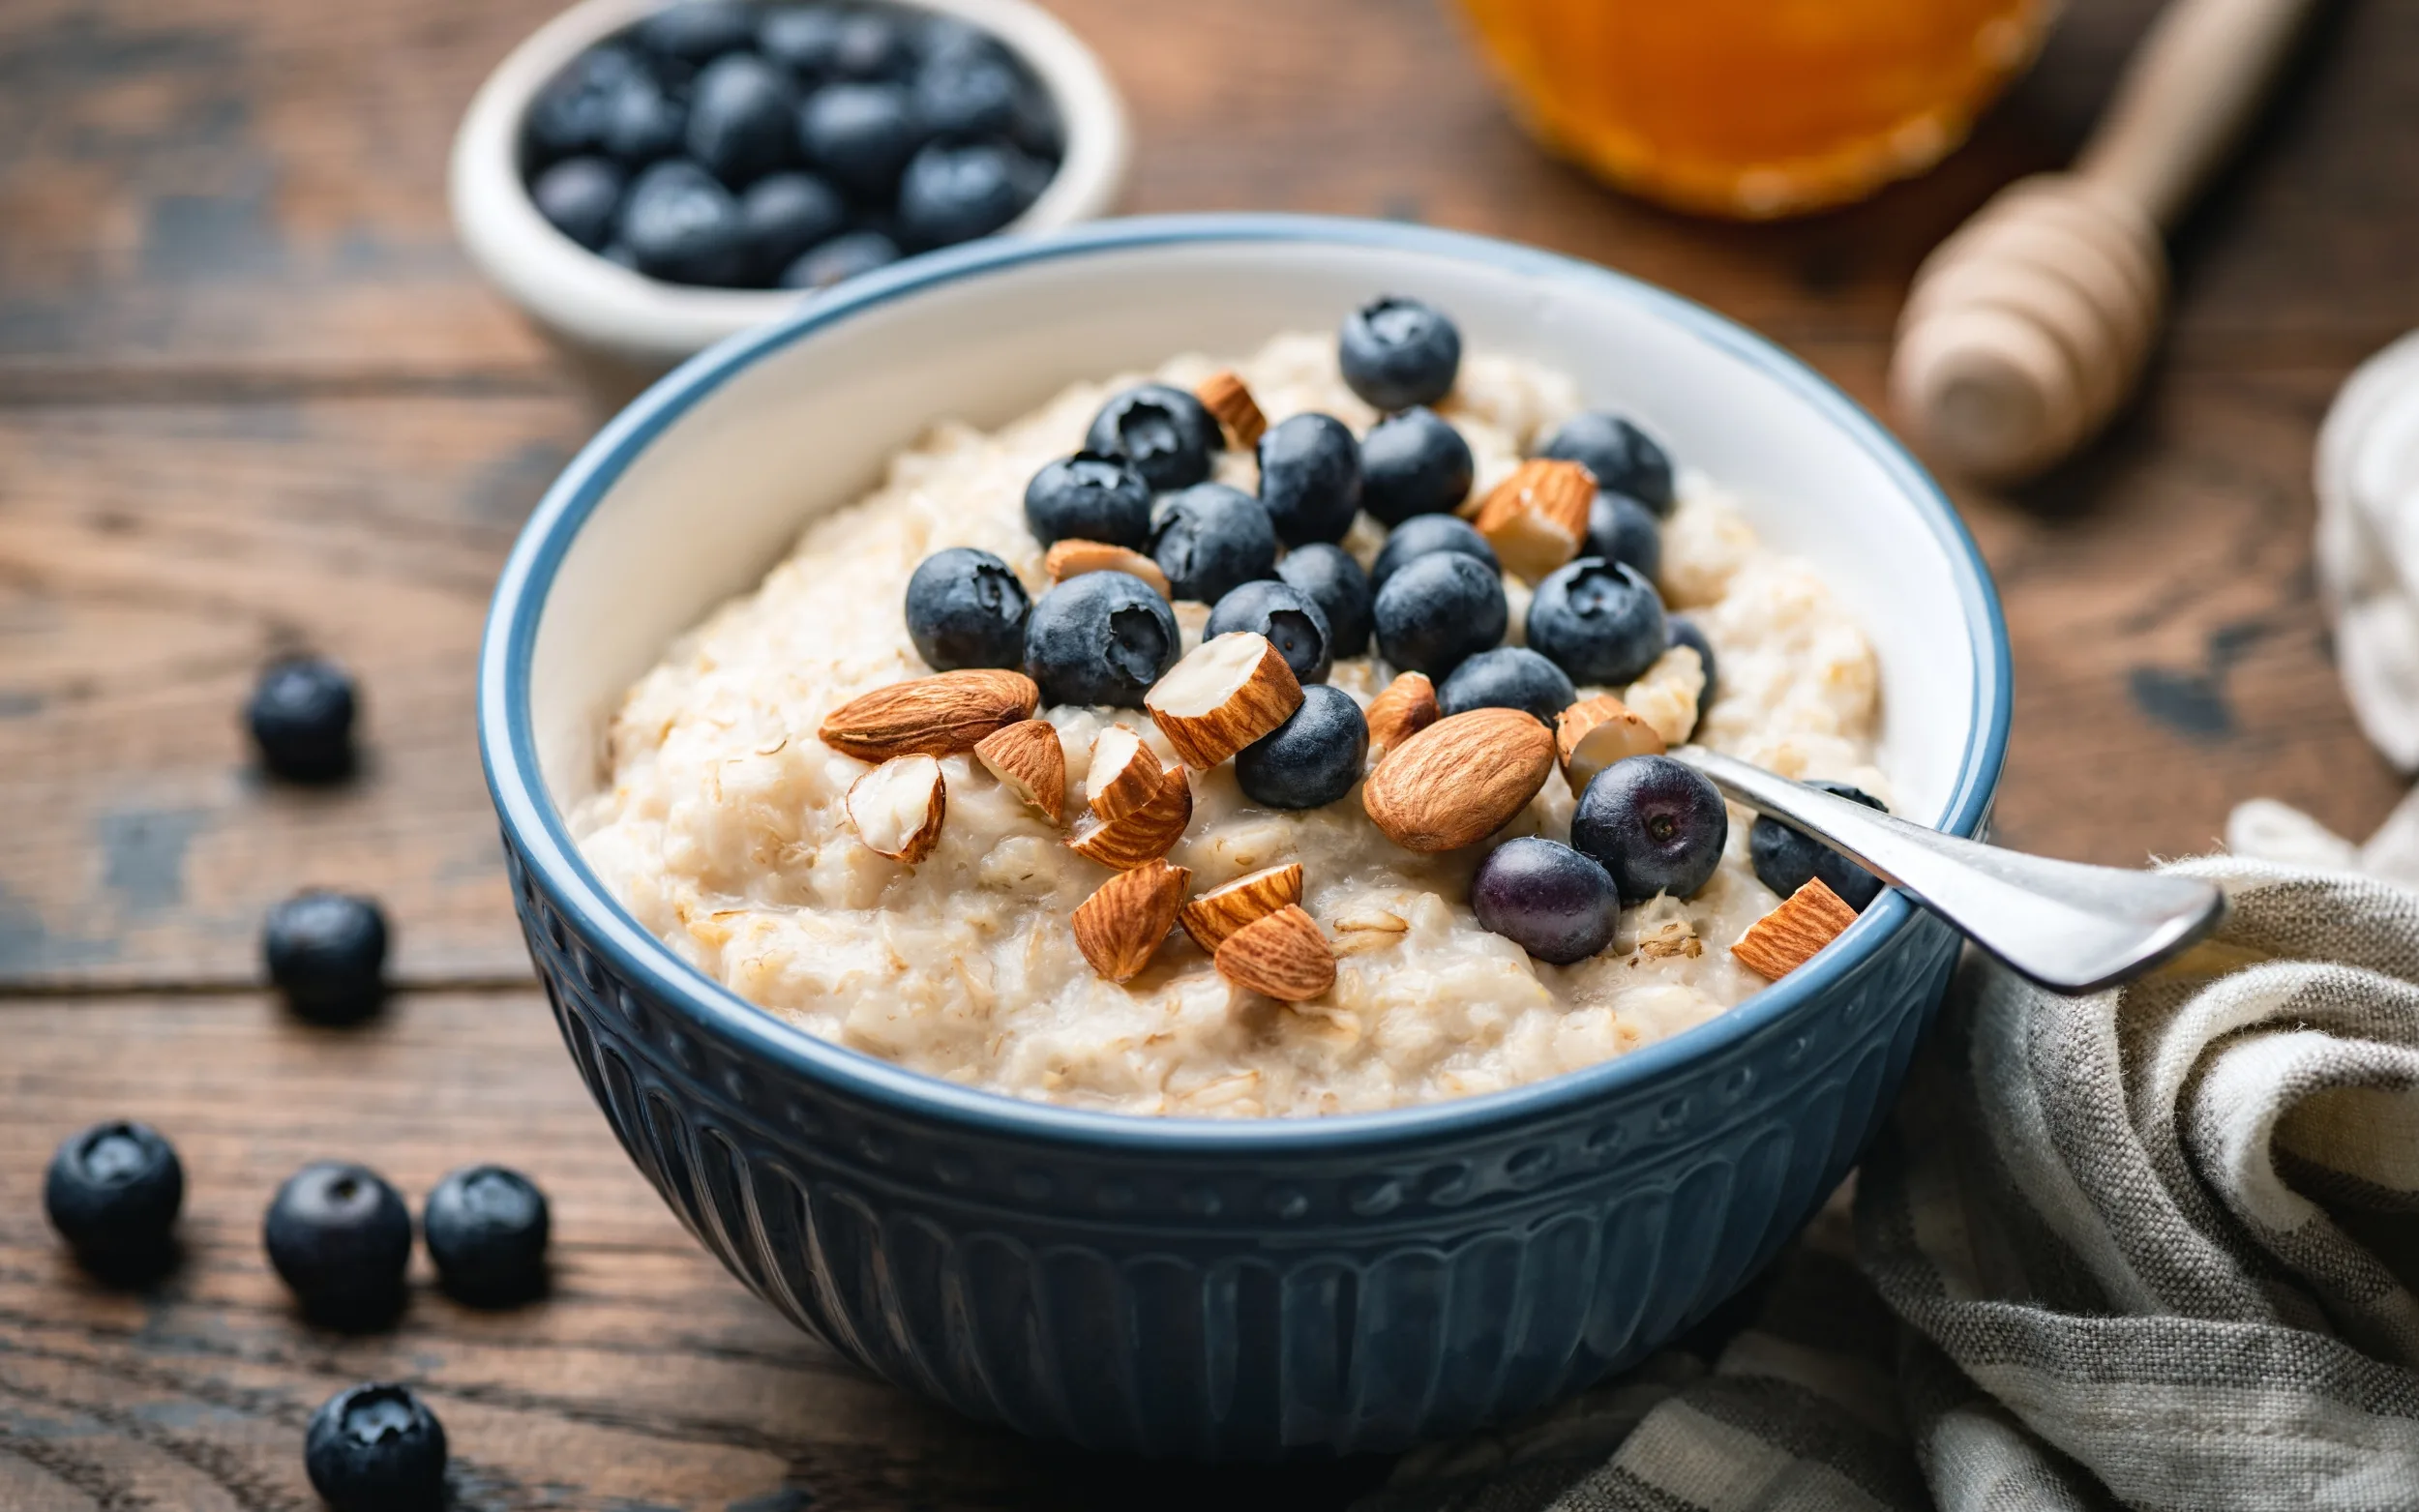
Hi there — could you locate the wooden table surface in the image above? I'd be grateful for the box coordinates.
[2,0,2413,1505]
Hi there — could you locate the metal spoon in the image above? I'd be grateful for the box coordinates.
[1671,746,2228,994]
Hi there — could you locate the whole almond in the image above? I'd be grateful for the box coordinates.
[1474,459,1594,581]
[973,719,1067,824]
[1146,632,1303,769]
[1074,859,1191,982]
[1556,694,1666,795]
[1214,904,1334,1001]
[1046,539,1172,599]
[1364,671,1440,764]
[1362,707,1555,851]
[1179,862,1304,952]
[1067,763,1193,869]
[1085,725,1163,821]
[821,670,1038,762]
[1731,878,1859,980]
[1194,370,1268,448]
[846,755,945,863]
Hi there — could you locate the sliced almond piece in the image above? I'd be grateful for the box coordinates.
[1635,919,1703,960]
[1731,878,1859,980]
[1179,863,1305,952]
[1362,706,1555,852]
[1364,671,1440,764]
[1146,632,1304,769]
[1085,725,1164,821]
[1045,538,1172,599]
[1474,459,1595,581]
[1556,694,1668,795]
[1067,762,1193,869]
[820,669,1038,762]
[845,755,945,863]
[973,719,1066,824]
[1214,904,1335,1002]
[1194,370,1268,448]
[1073,859,1191,982]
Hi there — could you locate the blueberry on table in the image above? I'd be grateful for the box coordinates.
[1471,837,1618,964]
[523,45,645,163]
[44,1120,182,1278]
[634,0,756,64]
[617,160,750,284]
[1538,411,1675,516]
[1368,512,1497,593]
[423,1165,551,1306]
[1339,295,1462,411]
[1256,412,1363,547]
[778,227,900,290]
[1751,782,1888,910]
[798,82,924,199]
[738,171,846,278]
[897,141,1038,248]
[1024,570,1180,708]
[686,53,799,186]
[1359,405,1474,525]
[758,5,847,76]
[304,1383,448,1512]
[1665,614,1718,728]
[1438,646,1576,726]
[1150,484,1277,605]
[912,48,1024,140]
[905,547,1030,670]
[1236,685,1368,811]
[1571,754,1728,904]
[1586,490,1662,582]
[1526,557,1668,688]
[265,1161,413,1328]
[1207,580,1333,685]
[1025,452,1152,549]
[264,890,389,1025]
[1086,383,1222,492]
[1276,543,1374,659]
[247,655,357,782]
[599,72,686,163]
[1372,550,1507,680]
[530,157,624,250]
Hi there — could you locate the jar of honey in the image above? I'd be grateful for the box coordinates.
[1455,0,2057,219]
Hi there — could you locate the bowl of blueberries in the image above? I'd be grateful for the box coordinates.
[451,0,1128,385]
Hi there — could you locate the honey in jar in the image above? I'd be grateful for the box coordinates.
[1455,0,2056,219]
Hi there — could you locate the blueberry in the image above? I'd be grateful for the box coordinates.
[1023,571,1180,708]
[1085,383,1221,491]
[914,14,1009,68]
[1368,512,1498,593]
[904,547,1030,670]
[1438,646,1575,726]
[912,49,1023,140]
[798,82,923,199]
[424,1166,551,1306]
[1750,782,1888,911]
[897,141,1036,247]
[1471,838,1618,964]
[1586,491,1662,582]
[1665,614,1718,719]
[758,6,848,76]
[247,655,357,782]
[1538,411,1675,515]
[1236,685,1367,810]
[531,157,624,249]
[304,1383,448,1512]
[778,227,899,289]
[264,890,389,1025]
[1526,558,1667,687]
[1150,484,1276,604]
[617,159,750,284]
[265,1161,413,1327]
[1207,580,1332,685]
[1276,543,1373,659]
[45,1121,183,1277]
[634,0,755,64]
[685,53,799,185]
[1338,295,1461,411]
[1571,755,1727,904]
[829,11,912,79]
[1372,551,1506,679]
[1024,452,1152,548]
[1359,406,1474,525]
[1255,413,1362,547]
[736,171,846,277]
[599,73,687,163]
[524,45,645,163]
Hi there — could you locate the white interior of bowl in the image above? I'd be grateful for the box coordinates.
[526,234,1986,838]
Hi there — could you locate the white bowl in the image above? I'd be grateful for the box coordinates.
[449,0,1130,379]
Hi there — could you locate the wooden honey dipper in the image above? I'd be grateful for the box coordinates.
[1891,0,2321,481]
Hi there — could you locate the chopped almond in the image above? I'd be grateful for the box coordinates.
[1214,904,1335,1001]
[845,755,945,863]
[1364,671,1440,764]
[1067,763,1192,870]
[973,719,1066,825]
[1146,632,1303,768]
[1179,863,1304,952]
[1046,539,1172,599]
[1732,879,1859,980]
[1556,695,1666,795]
[1085,725,1164,822]
[1474,459,1594,581]
[1074,859,1190,982]
[1194,370,1269,448]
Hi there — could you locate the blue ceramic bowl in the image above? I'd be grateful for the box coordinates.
[480,214,2009,1459]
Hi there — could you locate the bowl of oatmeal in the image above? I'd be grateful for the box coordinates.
[480,214,2008,1456]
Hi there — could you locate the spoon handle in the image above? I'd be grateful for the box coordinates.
[1671,747,2228,994]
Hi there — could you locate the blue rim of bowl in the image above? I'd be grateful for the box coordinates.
[480,212,2012,1157]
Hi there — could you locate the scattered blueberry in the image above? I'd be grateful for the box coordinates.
[1338,295,1461,411]
[1023,571,1180,708]
[1207,580,1332,685]
[1086,383,1221,491]
[778,227,899,289]
[531,157,625,250]
[1359,405,1474,525]
[265,1161,413,1327]
[1538,411,1675,516]
[1368,512,1498,593]
[1235,685,1367,810]
[685,53,799,185]
[798,82,923,197]
[1571,755,1728,904]
[304,1383,448,1512]
[1025,452,1152,549]
[1372,550,1507,680]
[1470,838,1618,964]
[45,1121,183,1277]
[1150,484,1276,604]
[913,48,1023,139]
[1665,615,1717,732]
[424,1166,551,1306]
[1586,490,1662,582]
[1526,558,1667,687]
[264,891,389,1026]
[247,656,357,782]
[1438,646,1576,726]
[599,72,687,163]
[1254,413,1362,547]
[758,6,847,75]
[738,171,846,277]
[635,0,757,64]
[904,547,1030,670]
[525,46,646,163]
[829,10,912,79]
[617,159,750,284]
[1276,543,1374,659]
[1750,782,1888,910]
[897,141,1036,247]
